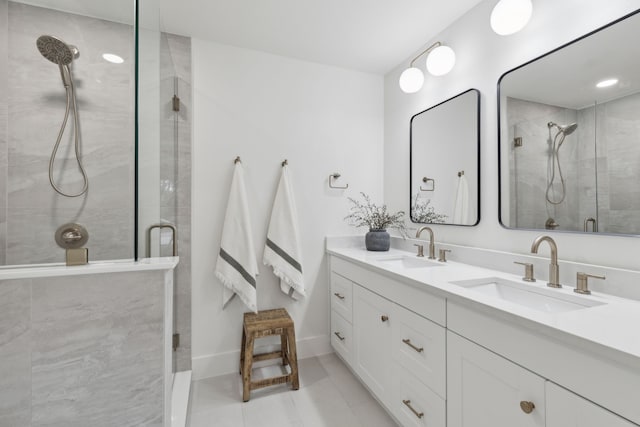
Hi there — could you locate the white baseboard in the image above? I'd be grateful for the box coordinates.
[192,334,331,380]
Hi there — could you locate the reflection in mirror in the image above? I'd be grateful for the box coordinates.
[499,10,640,235]
[410,89,480,226]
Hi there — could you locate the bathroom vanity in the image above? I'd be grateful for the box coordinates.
[327,240,640,427]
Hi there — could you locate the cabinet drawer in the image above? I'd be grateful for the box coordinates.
[330,272,353,322]
[331,310,352,365]
[392,364,446,427]
[392,304,446,398]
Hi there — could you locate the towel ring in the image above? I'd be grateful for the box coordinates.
[329,173,348,189]
[420,177,435,192]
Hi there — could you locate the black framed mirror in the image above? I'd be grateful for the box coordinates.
[410,89,480,226]
[498,9,640,235]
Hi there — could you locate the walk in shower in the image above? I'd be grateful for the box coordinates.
[0,0,192,425]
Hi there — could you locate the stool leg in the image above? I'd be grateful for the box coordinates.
[286,327,299,390]
[240,327,246,375]
[281,333,288,366]
[242,335,254,402]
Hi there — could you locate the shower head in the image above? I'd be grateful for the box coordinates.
[548,121,578,136]
[36,35,79,65]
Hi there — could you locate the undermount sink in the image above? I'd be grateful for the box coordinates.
[450,277,606,313]
[373,255,444,269]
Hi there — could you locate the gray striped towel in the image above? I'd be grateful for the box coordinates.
[264,164,305,300]
[215,161,259,312]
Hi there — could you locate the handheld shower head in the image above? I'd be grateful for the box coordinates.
[36,35,79,65]
[37,35,79,88]
[548,121,578,136]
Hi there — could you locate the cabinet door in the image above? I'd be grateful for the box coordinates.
[546,382,638,427]
[353,284,393,402]
[447,332,545,427]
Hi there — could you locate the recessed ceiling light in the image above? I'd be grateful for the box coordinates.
[596,78,618,88]
[102,53,124,64]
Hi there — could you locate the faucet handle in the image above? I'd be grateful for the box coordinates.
[514,261,536,282]
[413,244,424,258]
[575,272,605,295]
[438,249,451,262]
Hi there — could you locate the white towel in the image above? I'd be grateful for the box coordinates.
[263,165,305,300]
[453,174,470,224]
[215,161,259,313]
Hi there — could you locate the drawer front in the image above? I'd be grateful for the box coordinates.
[392,303,446,398]
[331,310,352,365]
[330,272,353,322]
[392,364,446,427]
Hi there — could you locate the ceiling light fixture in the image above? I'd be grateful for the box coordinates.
[102,53,124,64]
[399,42,456,94]
[596,78,618,88]
[490,0,533,36]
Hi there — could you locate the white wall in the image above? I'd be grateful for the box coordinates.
[385,0,640,271]
[192,39,383,379]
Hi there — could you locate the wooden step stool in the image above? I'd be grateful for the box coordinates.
[240,308,300,401]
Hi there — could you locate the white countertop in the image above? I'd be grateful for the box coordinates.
[0,257,179,280]
[327,245,640,368]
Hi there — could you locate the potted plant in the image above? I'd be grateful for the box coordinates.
[345,192,407,251]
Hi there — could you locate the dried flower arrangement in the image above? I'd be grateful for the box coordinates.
[411,193,447,224]
[345,192,408,237]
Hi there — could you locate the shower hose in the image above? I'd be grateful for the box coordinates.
[49,64,88,197]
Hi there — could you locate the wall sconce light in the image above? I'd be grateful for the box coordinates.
[399,41,456,94]
[490,0,533,35]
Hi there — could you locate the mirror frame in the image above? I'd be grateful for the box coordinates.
[409,88,481,226]
[496,8,640,236]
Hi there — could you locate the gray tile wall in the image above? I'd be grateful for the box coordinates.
[0,270,167,427]
[0,0,7,266]
[507,97,580,230]
[507,94,640,234]
[159,33,192,372]
[0,279,31,427]
[4,2,134,264]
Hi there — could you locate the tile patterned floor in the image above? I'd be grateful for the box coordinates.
[188,353,398,427]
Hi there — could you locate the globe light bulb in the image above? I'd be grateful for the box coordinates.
[490,0,533,36]
[426,45,456,76]
[399,67,425,93]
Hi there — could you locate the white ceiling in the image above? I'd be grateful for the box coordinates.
[14,0,485,75]
[158,0,485,75]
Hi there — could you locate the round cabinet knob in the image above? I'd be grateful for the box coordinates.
[520,401,535,414]
[380,315,389,322]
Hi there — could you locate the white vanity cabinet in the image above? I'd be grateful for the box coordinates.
[330,256,447,427]
[546,382,637,427]
[327,253,640,427]
[447,332,545,427]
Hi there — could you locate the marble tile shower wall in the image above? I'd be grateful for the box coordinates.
[3,2,135,265]
[579,92,640,234]
[508,94,640,234]
[507,97,580,230]
[1,1,8,266]
[0,270,167,427]
[160,33,192,372]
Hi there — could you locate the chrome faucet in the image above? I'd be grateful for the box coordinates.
[530,235,561,288]
[415,226,436,260]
